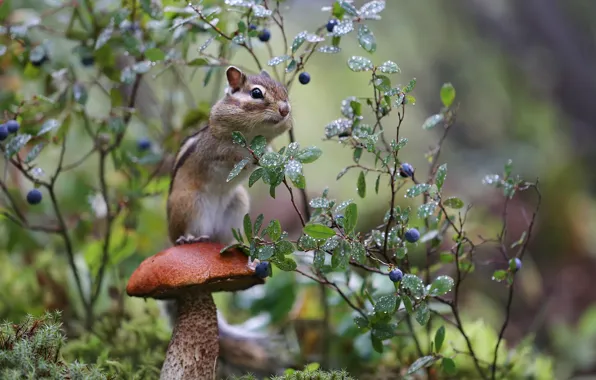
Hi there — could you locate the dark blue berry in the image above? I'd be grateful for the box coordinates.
[137,137,151,151]
[404,228,420,243]
[6,120,19,134]
[399,163,414,178]
[81,55,95,67]
[26,189,43,205]
[258,29,271,42]
[389,268,403,282]
[248,24,257,31]
[0,125,8,141]
[513,258,522,272]
[298,72,311,85]
[326,19,339,33]
[255,261,270,279]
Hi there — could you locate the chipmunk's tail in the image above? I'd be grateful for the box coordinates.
[160,300,293,378]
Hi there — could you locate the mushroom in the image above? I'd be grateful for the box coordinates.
[126,242,263,380]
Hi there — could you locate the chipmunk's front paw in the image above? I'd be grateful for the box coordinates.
[175,234,211,245]
[247,257,260,271]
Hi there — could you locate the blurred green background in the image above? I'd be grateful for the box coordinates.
[1,0,596,378]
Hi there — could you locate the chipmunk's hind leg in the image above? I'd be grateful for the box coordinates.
[175,234,212,245]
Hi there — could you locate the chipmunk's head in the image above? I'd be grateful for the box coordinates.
[210,66,293,141]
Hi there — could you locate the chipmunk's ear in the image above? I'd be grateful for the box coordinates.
[226,66,246,92]
[260,69,271,78]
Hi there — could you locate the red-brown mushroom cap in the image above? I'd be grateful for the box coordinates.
[126,242,264,299]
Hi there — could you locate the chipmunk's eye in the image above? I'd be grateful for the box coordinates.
[250,88,264,99]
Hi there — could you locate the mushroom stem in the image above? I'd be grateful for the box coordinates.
[160,291,219,380]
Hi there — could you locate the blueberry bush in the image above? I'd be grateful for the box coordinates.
[0,0,556,379]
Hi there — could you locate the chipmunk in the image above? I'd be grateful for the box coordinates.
[167,65,293,251]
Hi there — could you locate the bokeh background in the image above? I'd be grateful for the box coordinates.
[1,0,596,378]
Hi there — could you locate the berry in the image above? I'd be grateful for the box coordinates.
[137,137,151,151]
[258,29,271,42]
[399,163,414,178]
[512,258,522,272]
[0,125,8,141]
[26,189,43,205]
[81,55,95,67]
[404,228,420,243]
[248,24,257,31]
[326,19,339,33]
[6,120,19,134]
[389,268,403,282]
[255,262,270,279]
[298,72,311,85]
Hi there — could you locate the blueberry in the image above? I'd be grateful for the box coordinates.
[258,29,271,42]
[512,258,522,272]
[255,261,270,279]
[404,228,420,243]
[298,72,311,85]
[0,125,8,141]
[26,189,43,205]
[137,137,151,151]
[389,268,403,282]
[6,120,19,134]
[81,55,95,67]
[326,19,339,33]
[399,163,414,178]
[248,24,257,31]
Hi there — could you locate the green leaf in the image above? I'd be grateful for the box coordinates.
[285,159,305,189]
[347,56,373,72]
[354,316,369,329]
[357,171,366,198]
[353,147,363,163]
[232,131,247,146]
[492,270,507,282]
[313,250,325,269]
[295,146,322,163]
[274,257,297,271]
[422,113,444,130]
[187,58,209,66]
[371,322,396,340]
[339,0,359,16]
[38,119,60,136]
[291,31,307,53]
[254,214,264,234]
[405,184,430,198]
[249,167,264,187]
[429,275,454,296]
[435,163,447,190]
[250,135,267,157]
[227,158,250,182]
[4,134,31,158]
[357,24,376,53]
[443,197,464,209]
[304,224,335,239]
[401,274,425,298]
[144,47,165,61]
[267,55,291,66]
[351,241,366,263]
[442,358,457,375]
[407,355,438,375]
[257,245,275,260]
[375,174,381,194]
[344,203,358,234]
[243,214,253,241]
[264,220,282,241]
[404,78,416,93]
[440,83,456,108]
[374,294,398,315]
[371,336,384,353]
[378,60,400,74]
[402,295,414,314]
[415,302,430,325]
[434,326,445,352]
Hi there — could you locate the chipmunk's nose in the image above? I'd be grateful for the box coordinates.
[278,101,290,117]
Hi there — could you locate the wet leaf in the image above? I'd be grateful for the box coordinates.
[318,45,341,54]
[351,241,366,263]
[291,31,307,53]
[257,245,274,260]
[264,220,282,241]
[325,118,352,138]
[415,302,430,325]
[407,355,438,375]
[357,24,376,53]
[267,55,291,66]
[443,197,464,209]
[422,113,444,130]
[435,163,447,190]
[429,275,454,296]
[227,158,249,182]
[378,60,400,74]
[347,56,373,72]
[418,202,437,218]
[402,274,425,298]
[303,224,335,239]
[357,171,366,198]
[232,131,247,146]
[344,203,358,233]
[360,0,386,18]
[250,135,267,157]
[4,134,31,158]
[405,184,430,198]
[274,257,297,271]
[296,146,322,163]
[24,143,45,163]
[374,294,398,315]
[37,119,60,136]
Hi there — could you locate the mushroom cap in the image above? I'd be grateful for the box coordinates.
[126,242,264,299]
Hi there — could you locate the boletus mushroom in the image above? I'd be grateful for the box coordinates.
[126,242,263,380]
